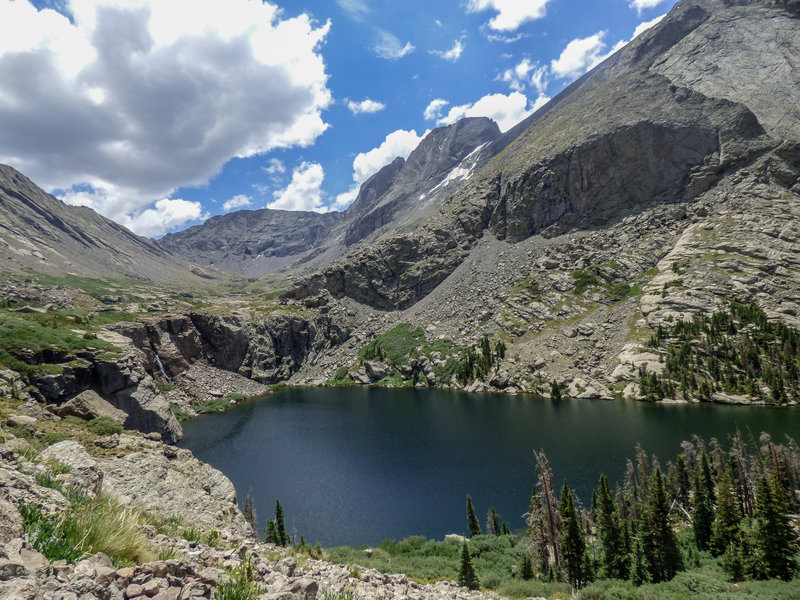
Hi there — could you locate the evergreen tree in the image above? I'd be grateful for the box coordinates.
[675,454,690,507]
[520,554,534,580]
[629,532,649,587]
[711,471,742,557]
[501,521,511,535]
[466,494,482,537]
[559,482,586,589]
[550,380,562,401]
[242,488,257,530]
[458,541,480,590]
[534,450,562,567]
[692,470,713,551]
[753,476,798,580]
[275,500,289,546]
[526,488,550,574]
[486,507,501,536]
[264,519,278,544]
[641,468,684,583]
[596,474,627,579]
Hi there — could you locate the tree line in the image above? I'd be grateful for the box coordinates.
[460,431,800,591]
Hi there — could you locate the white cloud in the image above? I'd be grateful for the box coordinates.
[374,29,415,59]
[466,0,550,31]
[263,158,286,175]
[633,14,666,38]
[431,37,465,62]
[353,129,425,184]
[347,98,387,115]
[498,58,548,93]
[124,199,208,237]
[436,92,535,132]
[334,129,426,210]
[424,98,450,121]
[630,0,668,15]
[550,31,625,81]
[223,194,252,212]
[268,162,326,212]
[336,0,369,21]
[0,0,331,229]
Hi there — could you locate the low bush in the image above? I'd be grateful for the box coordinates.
[88,417,123,436]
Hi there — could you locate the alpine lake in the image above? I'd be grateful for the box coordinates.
[179,386,800,547]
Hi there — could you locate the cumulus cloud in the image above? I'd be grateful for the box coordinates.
[263,158,286,175]
[431,37,465,62]
[268,162,326,212]
[424,98,450,121]
[550,31,624,80]
[346,98,387,115]
[373,29,415,59]
[334,129,426,210]
[222,194,252,212]
[633,14,666,38]
[498,58,548,93]
[630,0,668,14]
[124,199,208,237]
[0,0,331,232]
[436,92,537,132]
[466,0,550,31]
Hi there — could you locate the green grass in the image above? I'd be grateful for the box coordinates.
[20,492,154,566]
[215,559,264,600]
[360,323,427,367]
[170,403,192,422]
[0,312,118,375]
[88,417,123,436]
[326,534,800,600]
[192,396,233,414]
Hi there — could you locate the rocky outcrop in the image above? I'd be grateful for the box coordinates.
[189,312,351,383]
[57,390,128,424]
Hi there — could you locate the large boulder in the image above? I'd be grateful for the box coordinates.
[99,441,251,537]
[58,390,128,424]
[39,441,103,494]
[110,379,182,444]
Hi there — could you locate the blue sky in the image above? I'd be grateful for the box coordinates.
[0,0,677,236]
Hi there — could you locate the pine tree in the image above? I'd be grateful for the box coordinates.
[629,531,649,587]
[501,521,511,535]
[520,554,534,580]
[466,494,482,537]
[275,500,289,546]
[550,380,562,401]
[264,518,278,544]
[559,481,586,589]
[753,476,798,580]
[675,454,690,507]
[526,488,550,574]
[641,468,684,583]
[458,541,480,590]
[242,488,257,530]
[486,507,500,536]
[534,450,562,567]
[596,474,627,579]
[711,471,742,558]
[692,470,713,551]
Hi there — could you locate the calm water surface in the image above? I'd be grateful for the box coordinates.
[179,387,800,547]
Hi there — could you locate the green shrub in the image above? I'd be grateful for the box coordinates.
[191,397,231,414]
[215,559,263,600]
[41,432,70,446]
[88,417,123,436]
[19,503,85,563]
[170,403,192,422]
[34,471,63,491]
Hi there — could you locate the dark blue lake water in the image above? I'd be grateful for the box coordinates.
[179,386,800,547]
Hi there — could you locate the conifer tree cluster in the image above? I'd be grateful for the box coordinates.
[641,302,800,403]
[264,499,290,546]
[521,432,799,590]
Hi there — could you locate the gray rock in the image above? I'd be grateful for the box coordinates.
[39,441,103,494]
[58,390,128,424]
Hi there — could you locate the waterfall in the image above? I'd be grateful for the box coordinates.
[154,354,173,385]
